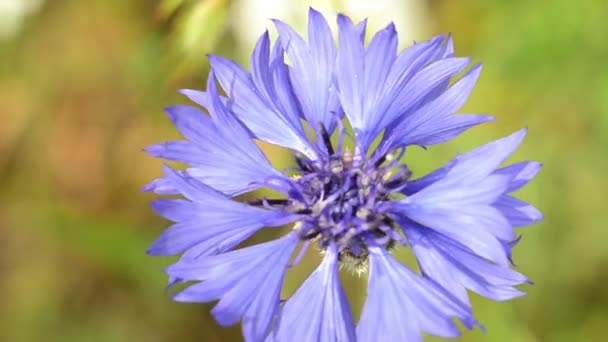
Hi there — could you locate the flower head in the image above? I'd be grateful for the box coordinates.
[145,8,542,342]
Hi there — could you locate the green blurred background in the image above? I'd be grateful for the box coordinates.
[1,0,607,341]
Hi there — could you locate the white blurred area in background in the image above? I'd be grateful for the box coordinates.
[0,0,43,39]
[231,0,431,53]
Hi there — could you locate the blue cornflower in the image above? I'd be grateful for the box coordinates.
[145,8,542,342]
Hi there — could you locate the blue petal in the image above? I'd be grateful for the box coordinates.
[394,130,541,261]
[168,233,298,342]
[270,245,356,342]
[382,64,493,149]
[391,180,515,264]
[401,128,527,195]
[375,57,472,150]
[398,173,515,241]
[147,166,295,256]
[367,36,445,140]
[307,8,338,126]
[387,56,470,118]
[501,236,523,266]
[398,114,494,147]
[335,30,471,151]
[407,225,530,304]
[495,195,543,227]
[402,158,457,196]
[269,42,304,127]
[144,73,285,196]
[150,198,197,222]
[416,34,455,104]
[208,51,316,159]
[404,134,538,198]
[272,8,339,131]
[495,161,542,193]
[177,89,226,109]
[383,35,445,98]
[336,19,401,150]
[392,201,513,266]
[439,129,528,182]
[250,31,275,102]
[150,220,262,258]
[358,23,401,149]
[355,18,367,42]
[364,23,398,120]
[357,246,476,342]
[335,14,365,141]
[407,173,513,206]
[438,34,454,59]
[145,140,206,166]
[250,31,305,137]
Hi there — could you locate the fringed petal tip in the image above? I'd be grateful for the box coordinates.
[141,168,193,195]
[146,244,164,256]
[142,143,162,157]
[141,180,156,192]
[171,291,198,303]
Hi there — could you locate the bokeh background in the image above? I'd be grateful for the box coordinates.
[1,0,607,341]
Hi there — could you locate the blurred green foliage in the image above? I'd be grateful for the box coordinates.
[0,0,607,341]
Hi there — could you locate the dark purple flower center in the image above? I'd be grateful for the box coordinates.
[253,127,413,271]
[295,150,410,266]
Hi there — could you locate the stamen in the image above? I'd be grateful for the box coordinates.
[319,124,334,155]
[384,165,412,191]
[374,154,387,167]
[260,175,307,203]
[247,198,290,206]
[373,233,392,246]
[294,153,315,173]
[296,208,313,215]
[378,224,407,246]
[319,177,352,206]
[385,148,406,168]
